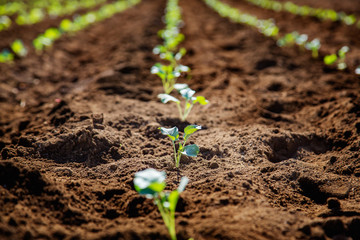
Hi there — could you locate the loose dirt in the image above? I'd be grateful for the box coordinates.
[0,0,360,239]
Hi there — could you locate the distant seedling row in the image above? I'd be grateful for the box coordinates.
[0,0,141,63]
[203,0,360,74]
[0,0,107,32]
[244,0,360,28]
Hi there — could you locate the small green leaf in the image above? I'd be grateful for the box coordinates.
[174,83,189,91]
[192,96,209,105]
[182,144,200,157]
[324,54,337,65]
[168,190,179,212]
[180,88,195,100]
[159,126,179,141]
[134,168,166,198]
[177,176,189,193]
[158,94,180,104]
[184,125,201,140]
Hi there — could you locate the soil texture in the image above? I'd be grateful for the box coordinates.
[0,0,360,239]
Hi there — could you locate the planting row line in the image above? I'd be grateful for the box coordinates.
[203,0,360,74]
[135,1,207,240]
[0,0,141,63]
[0,0,107,32]
[244,0,360,28]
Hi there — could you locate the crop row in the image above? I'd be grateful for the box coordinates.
[0,0,141,63]
[135,1,207,239]
[244,0,360,28]
[0,0,106,32]
[203,0,360,74]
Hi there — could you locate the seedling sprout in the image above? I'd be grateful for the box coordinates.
[305,38,321,58]
[159,125,202,168]
[134,168,189,240]
[158,84,208,121]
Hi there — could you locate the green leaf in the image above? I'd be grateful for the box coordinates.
[168,190,179,212]
[158,94,180,104]
[180,88,195,100]
[177,176,189,193]
[174,83,189,91]
[192,96,209,105]
[159,126,179,141]
[182,144,200,157]
[134,168,166,198]
[324,54,337,65]
[184,125,201,140]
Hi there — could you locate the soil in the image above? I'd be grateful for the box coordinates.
[1,0,360,239]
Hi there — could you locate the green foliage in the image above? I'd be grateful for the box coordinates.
[158,84,208,121]
[32,0,140,52]
[245,0,358,27]
[204,0,279,38]
[151,63,189,94]
[159,125,202,168]
[0,15,11,31]
[10,39,28,57]
[0,49,14,63]
[323,46,349,70]
[152,0,189,94]
[16,8,45,25]
[337,46,349,70]
[134,168,189,240]
[305,38,321,58]
[324,54,337,65]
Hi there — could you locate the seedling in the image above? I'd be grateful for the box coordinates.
[10,39,27,57]
[0,49,14,63]
[323,46,349,70]
[324,54,337,65]
[159,125,201,168]
[305,38,321,58]
[134,168,189,240]
[355,66,360,75]
[158,84,208,121]
[0,16,11,31]
[337,46,349,70]
[152,63,190,94]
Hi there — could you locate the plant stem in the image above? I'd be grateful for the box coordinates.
[176,102,184,121]
[156,196,177,240]
[172,141,178,167]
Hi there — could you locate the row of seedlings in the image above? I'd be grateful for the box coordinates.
[203,0,360,74]
[0,0,141,63]
[244,0,360,28]
[0,0,107,30]
[134,0,207,239]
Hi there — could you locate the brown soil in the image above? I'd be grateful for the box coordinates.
[1,0,360,239]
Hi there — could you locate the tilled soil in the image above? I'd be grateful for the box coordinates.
[0,0,360,239]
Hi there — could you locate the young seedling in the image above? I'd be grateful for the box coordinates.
[305,38,321,58]
[324,54,337,65]
[151,63,190,94]
[11,39,27,57]
[323,46,349,70]
[158,84,208,121]
[159,125,201,168]
[134,168,189,240]
[355,66,360,75]
[337,46,349,70]
[0,49,14,63]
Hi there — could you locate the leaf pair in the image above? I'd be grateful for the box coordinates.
[158,84,208,121]
[159,125,202,167]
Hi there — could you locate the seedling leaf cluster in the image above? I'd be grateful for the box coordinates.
[134,168,189,240]
[158,84,208,121]
[151,0,190,94]
[159,124,202,168]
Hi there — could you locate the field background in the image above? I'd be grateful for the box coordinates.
[0,0,360,239]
